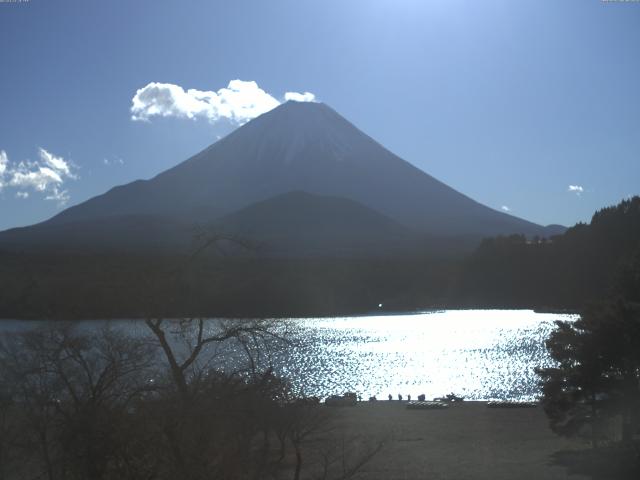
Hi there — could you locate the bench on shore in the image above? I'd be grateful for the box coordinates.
[486,401,538,408]
[406,401,449,410]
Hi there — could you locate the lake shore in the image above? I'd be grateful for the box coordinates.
[0,305,582,321]
[324,401,590,480]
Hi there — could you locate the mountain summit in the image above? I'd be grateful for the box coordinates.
[1,101,561,254]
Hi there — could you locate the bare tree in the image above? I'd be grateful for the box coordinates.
[0,325,155,480]
[144,317,287,399]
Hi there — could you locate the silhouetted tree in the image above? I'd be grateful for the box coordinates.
[537,301,640,446]
[0,324,156,480]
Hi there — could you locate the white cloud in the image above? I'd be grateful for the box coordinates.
[10,166,63,191]
[0,148,78,205]
[38,147,76,179]
[568,185,584,195]
[0,150,7,188]
[45,187,70,204]
[501,205,511,212]
[131,79,316,125]
[284,91,316,103]
[103,157,124,166]
[0,151,7,175]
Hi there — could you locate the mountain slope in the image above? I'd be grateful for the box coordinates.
[44,101,556,237]
[0,101,564,256]
[0,214,195,253]
[213,191,421,256]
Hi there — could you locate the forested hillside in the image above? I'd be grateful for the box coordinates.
[455,196,640,308]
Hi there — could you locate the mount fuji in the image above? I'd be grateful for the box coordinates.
[0,101,563,255]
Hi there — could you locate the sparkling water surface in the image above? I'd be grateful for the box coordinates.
[275,310,577,401]
[0,310,577,401]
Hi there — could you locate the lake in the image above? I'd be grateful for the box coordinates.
[0,309,577,401]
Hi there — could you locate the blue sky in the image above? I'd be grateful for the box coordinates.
[1,0,639,230]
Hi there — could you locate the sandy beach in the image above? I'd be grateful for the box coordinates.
[323,401,589,480]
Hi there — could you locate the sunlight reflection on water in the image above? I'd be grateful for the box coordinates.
[275,310,578,401]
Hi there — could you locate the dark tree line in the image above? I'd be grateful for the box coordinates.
[0,253,457,319]
[456,196,640,309]
[1,197,638,319]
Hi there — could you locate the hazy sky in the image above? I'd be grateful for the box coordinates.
[1,0,639,230]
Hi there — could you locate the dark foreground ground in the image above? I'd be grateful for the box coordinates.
[323,401,591,480]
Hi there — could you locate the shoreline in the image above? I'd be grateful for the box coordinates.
[0,306,580,322]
